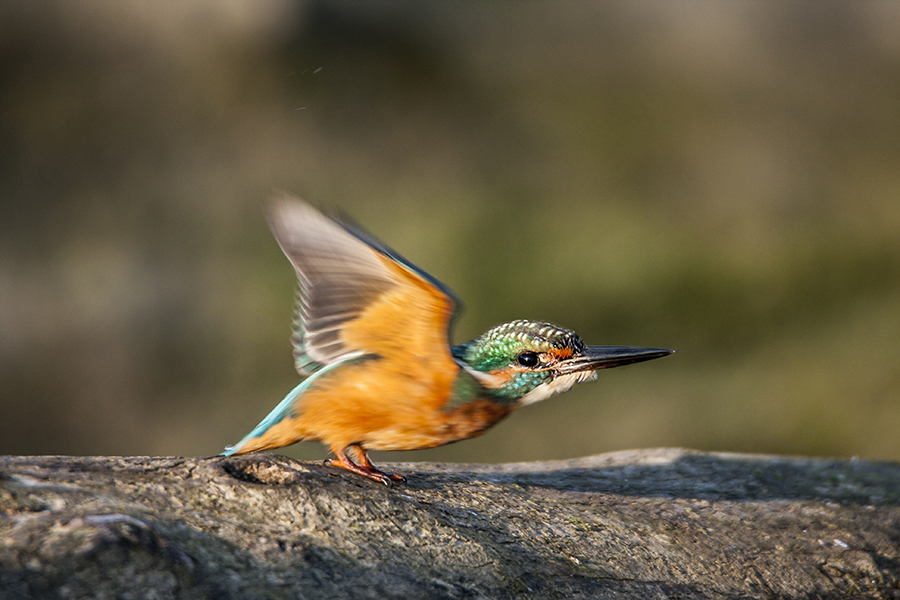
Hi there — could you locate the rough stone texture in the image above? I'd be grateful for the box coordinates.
[1,449,899,599]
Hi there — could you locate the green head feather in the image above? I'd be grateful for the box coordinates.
[451,320,587,401]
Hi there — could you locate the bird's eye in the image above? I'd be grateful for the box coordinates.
[516,352,539,368]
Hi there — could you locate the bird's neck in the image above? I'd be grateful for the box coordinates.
[427,364,516,444]
[445,355,518,409]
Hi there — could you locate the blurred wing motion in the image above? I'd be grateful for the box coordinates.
[223,195,460,456]
[266,195,460,375]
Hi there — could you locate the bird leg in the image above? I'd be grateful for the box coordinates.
[351,445,407,483]
[325,445,406,485]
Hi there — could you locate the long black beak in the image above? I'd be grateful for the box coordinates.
[557,346,675,374]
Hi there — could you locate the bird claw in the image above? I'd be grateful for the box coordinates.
[365,470,408,487]
[379,472,407,485]
[371,473,394,487]
[325,457,407,486]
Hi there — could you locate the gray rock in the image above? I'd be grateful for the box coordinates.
[1,449,898,599]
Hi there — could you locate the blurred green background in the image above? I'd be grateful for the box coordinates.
[2,1,899,464]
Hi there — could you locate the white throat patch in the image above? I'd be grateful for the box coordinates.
[518,371,598,406]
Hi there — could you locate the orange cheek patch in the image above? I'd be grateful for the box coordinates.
[550,347,574,361]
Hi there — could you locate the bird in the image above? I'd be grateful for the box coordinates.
[223,196,674,485]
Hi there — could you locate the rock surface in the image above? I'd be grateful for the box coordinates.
[1,449,899,599]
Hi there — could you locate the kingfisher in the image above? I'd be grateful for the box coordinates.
[223,196,673,485]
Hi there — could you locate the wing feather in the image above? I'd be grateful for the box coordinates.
[267,195,459,377]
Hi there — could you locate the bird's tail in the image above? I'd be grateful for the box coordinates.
[220,381,310,456]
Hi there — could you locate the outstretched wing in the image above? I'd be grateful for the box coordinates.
[266,195,460,377]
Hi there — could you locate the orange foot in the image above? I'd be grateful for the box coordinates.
[326,445,407,486]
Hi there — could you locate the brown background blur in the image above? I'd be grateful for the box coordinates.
[2,1,899,464]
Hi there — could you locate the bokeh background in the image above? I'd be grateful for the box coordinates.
[2,1,899,464]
